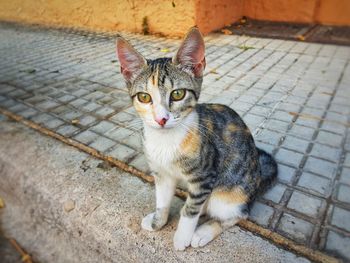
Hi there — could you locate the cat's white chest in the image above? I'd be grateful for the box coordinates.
[143,126,187,177]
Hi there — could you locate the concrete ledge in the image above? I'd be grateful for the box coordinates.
[0,120,309,262]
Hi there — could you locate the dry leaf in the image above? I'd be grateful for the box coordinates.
[209,69,218,74]
[71,119,79,124]
[297,35,305,41]
[0,197,4,208]
[221,29,233,35]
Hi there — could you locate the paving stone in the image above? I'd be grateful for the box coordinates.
[297,172,330,195]
[18,108,38,118]
[321,121,346,135]
[254,142,275,155]
[90,121,116,134]
[78,115,97,126]
[248,105,271,117]
[107,144,137,162]
[264,119,289,133]
[336,184,350,204]
[56,124,79,136]
[243,114,265,131]
[288,125,315,140]
[81,102,101,112]
[303,157,337,179]
[129,153,150,173]
[263,183,286,203]
[106,127,134,141]
[89,136,116,152]
[277,213,314,243]
[316,131,343,147]
[123,133,143,151]
[51,105,70,115]
[275,148,303,168]
[339,167,350,185]
[331,206,350,231]
[294,115,320,128]
[73,130,99,144]
[256,129,284,146]
[8,103,28,113]
[249,202,274,227]
[30,113,53,124]
[44,118,65,129]
[309,143,341,163]
[57,94,75,103]
[36,100,60,110]
[95,107,115,117]
[61,110,82,121]
[287,191,323,218]
[325,231,350,261]
[344,153,350,167]
[109,111,136,125]
[270,110,295,123]
[70,98,88,107]
[71,88,90,97]
[277,164,296,183]
[281,136,309,153]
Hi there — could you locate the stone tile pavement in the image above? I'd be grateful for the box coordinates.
[0,22,349,261]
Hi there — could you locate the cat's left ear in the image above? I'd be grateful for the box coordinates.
[116,35,146,82]
[172,27,206,78]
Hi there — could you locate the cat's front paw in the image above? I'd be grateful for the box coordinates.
[173,229,192,251]
[141,209,168,231]
[141,212,157,231]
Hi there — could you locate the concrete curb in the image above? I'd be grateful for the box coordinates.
[0,108,340,263]
[0,119,316,263]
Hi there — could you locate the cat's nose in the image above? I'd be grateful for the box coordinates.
[156,116,169,127]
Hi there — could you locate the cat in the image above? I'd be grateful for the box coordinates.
[116,27,277,251]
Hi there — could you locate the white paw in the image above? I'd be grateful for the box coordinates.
[173,229,193,251]
[191,225,215,248]
[141,212,156,231]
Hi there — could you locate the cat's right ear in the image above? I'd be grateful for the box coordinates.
[116,35,146,82]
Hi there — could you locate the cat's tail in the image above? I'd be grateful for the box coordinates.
[257,148,278,191]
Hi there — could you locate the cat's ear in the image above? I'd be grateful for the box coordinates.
[116,35,146,82]
[173,27,206,77]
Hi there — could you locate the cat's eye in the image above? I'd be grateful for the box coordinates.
[137,92,152,103]
[170,89,186,101]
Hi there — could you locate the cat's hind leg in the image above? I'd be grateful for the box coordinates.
[191,187,249,248]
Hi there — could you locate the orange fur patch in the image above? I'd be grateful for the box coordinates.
[211,187,249,204]
[227,123,239,132]
[223,123,239,143]
[204,119,214,134]
[211,104,225,112]
[133,101,148,117]
[180,128,200,156]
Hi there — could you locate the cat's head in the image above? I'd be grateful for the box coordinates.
[116,27,206,129]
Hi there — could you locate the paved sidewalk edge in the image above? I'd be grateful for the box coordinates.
[0,107,340,263]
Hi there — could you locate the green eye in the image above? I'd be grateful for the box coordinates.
[170,89,186,101]
[137,92,152,103]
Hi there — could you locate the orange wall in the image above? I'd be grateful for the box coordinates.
[244,0,317,24]
[0,0,196,37]
[195,0,243,34]
[315,0,350,25]
[0,0,349,36]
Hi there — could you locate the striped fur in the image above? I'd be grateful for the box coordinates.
[116,27,277,250]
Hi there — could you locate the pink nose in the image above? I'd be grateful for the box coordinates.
[156,117,169,127]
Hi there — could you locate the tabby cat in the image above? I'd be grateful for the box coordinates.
[116,27,277,251]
